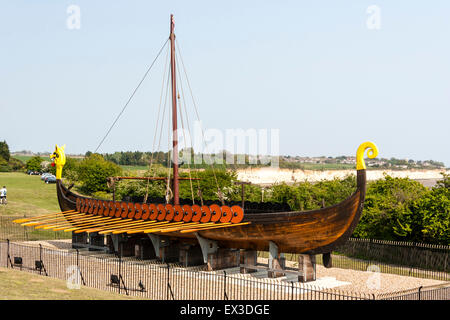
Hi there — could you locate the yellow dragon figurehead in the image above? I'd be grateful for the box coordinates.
[50,144,66,180]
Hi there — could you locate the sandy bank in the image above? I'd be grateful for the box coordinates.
[236,168,449,185]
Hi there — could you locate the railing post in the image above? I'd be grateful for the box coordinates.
[291,281,294,300]
[166,263,174,300]
[6,239,10,268]
[76,249,85,286]
[409,242,416,277]
[39,244,42,275]
[118,245,122,295]
[418,286,422,300]
[167,263,170,300]
[223,270,228,300]
[22,215,26,241]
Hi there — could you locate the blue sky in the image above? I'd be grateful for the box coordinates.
[1,1,449,165]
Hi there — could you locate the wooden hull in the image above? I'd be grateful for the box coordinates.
[56,169,366,254]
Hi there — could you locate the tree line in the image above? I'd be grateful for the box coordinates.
[0,141,25,172]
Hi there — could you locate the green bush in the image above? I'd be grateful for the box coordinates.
[25,156,44,172]
[0,157,11,172]
[352,174,450,245]
[267,175,356,211]
[8,157,25,171]
[116,179,166,200]
[353,175,428,241]
[411,174,450,244]
[0,141,10,162]
[77,154,122,194]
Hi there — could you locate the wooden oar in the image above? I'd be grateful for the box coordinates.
[79,219,155,234]
[39,215,112,230]
[21,212,85,226]
[20,211,82,226]
[126,221,173,234]
[111,221,174,234]
[143,221,203,234]
[34,214,107,229]
[97,220,162,235]
[180,222,251,233]
[73,219,136,233]
[13,210,76,223]
[53,217,121,231]
[116,221,197,234]
[158,222,217,233]
[47,216,115,230]
[64,218,131,232]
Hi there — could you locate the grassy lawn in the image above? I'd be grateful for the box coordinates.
[0,172,60,217]
[10,155,35,163]
[0,267,140,300]
[120,165,149,172]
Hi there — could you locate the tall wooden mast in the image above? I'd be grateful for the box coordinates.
[170,14,179,205]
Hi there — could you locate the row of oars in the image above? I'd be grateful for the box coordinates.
[13,210,250,235]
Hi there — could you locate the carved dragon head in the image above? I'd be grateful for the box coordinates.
[50,144,66,180]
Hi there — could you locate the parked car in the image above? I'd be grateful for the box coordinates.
[41,173,53,180]
[45,175,57,184]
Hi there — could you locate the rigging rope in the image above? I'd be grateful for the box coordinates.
[175,40,223,203]
[93,38,169,154]
[143,43,171,202]
[176,78,195,204]
[165,92,173,204]
[176,61,203,205]
[144,57,171,203]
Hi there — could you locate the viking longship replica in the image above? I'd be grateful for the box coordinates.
[15,15,378,280]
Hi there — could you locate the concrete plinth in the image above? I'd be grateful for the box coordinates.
[268,256,286,278]
[160,243,180,263]
[135,238,156,260]
[323,252,332,268]
[119,238,137,257]
[268,241,285,278]
[88,233,105,251]
[207,248,240,270]
[72,232,88,249]
[298,254,316,282]
[240,249,257,274]
[179,244,204,267]
[106,235,115,252]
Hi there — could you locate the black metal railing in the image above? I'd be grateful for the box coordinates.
[1,240,373,300]
[378,283,450,300]
[1,240,449,300]
[335,238,449,273]
[258,238,450,282]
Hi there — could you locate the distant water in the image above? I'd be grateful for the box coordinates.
[414,179,439,188]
